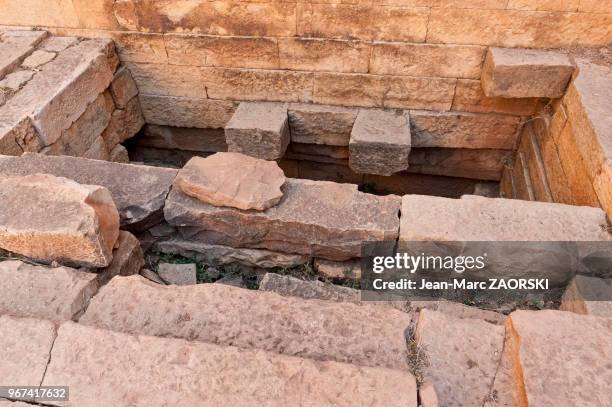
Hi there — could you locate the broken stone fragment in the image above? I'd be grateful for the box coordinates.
[175,153,286,211]
[97,231,145,285]
[0,174,120,267]
[157,262,197,285]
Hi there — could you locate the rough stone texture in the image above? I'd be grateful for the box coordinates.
[157,263,197,286]
[21,50,55,68]
[482,47,575,98]
[80,275,413,371]
[410,110,521,150]
[0,174,119,268]
[287,143,349,163]
[97,231,144,286]
[0,30,47,80]
[40,35,78,52]
[419,382,439,407]
[0,70,34,91]
[349,109,411,176]
[314,258,361,280]
[109,66,138,109]
[0,153,178,231]
[109,144,129,163]
[138,125,228,152]
[165,179,401,260]
[155,238,308,269]
[82,135,110,161]
[505,310,612,406]
[452,79,540,116]
[225,102,290,160]
[102,95,144,150]
[278,38,370,73]
[0,315,56,390]
[259,273,364,304]
[140,268,165,285]
[139,94,237,129]
[176,154,286,211]
[411,300,506,326]
[43,321,417,407]
[560,275,612,317]
[288,103,357,146]
[408,148,511,181]
[0,260,98,321]
[416,309,505,407]
[518,123,553,203]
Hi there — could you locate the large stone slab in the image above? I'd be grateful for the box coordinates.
[0,315,56,389]
[287,103,357,146]
[139,94,237,129]
[225,102,290,160]
[482,47,575,98]
[349,109,411,176]
[0,30,47,80]
[560,275,612,317]
[165,178,401,260]
[260,273,360,303]
[43,321,417,407]
[409,110,521,149]
[80,275,412,371]
[0,260,98,321]
[0,174,119,268]
[0,153,178,230]
[416,309,505,407]
[176,153,286,211]
[505,310,612,406]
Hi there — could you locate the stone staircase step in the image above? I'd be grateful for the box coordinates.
[41,321,417,407]
[80,275,413,371]
[415,309,505,407]
[0,30,47,79]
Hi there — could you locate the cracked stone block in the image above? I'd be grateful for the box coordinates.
[0,174,120,268]
[21,50,55,68]
[225,102,290,160]
[0,69,34,91]
[0,30,47,79]
[0,260,99,321]
[349,109,411,176]
[482,47,575,98]
[40,36,79,52]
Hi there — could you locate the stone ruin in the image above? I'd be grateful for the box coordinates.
[0,2,611,406]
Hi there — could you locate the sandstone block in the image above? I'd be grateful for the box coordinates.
[176,153,286,211]
[419,382,439,407]
[157,263,197,286]
[0,315,56,390]
[21,50,55,68]
[80,275,413,371]
[278,38,370,73]
[416,309,505,407]
[139,94,237,129]
[517,124,553,202]
[155,238,308,269]
[40,36,79,52]
[0,69,34,91]
[109,66,139,109]
[410,110,521,149]
[505,310,612,406]
[482,47,575,98]
[408,148,511,180]
[225,102,289,160]
[287,143,349,163]
[452,79,540,115]
[109,144,129,163]
[165,179,401,260]
[97,231,144,285]
[0,153,177,230]
[139,125,228,152]
[0,30,47,80]
[349,109,411,176]
[560,275,612,317]
[43,321,417,406]
[0,260,99,321]
[260,273,360,303]
[0,174,119,268]
[102,95,144,150]
[314,259,361,280]
[287,103,357,146]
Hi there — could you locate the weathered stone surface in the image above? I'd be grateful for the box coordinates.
[482,48,575,98]
[157,263,197,286]
[139,94,237,129]
[452,79,540,115]
[44,321,417,407]
[0,153,178,230]
[102,95,144,150]
[560,275,612,317]
[82,136,110,161]
[109,66,138,109]
[165,179,401,260]
[260,273,360,303]
[408,148,511,181]
[0,174,119,268]
[225,102,290,160]
[517,124,553,202]
[511,151,536,201]
[288,103,357,146]
[176,154,286,211]
[411,300,506,326]
[370,43,484,79]
[40,35,79,52]
[297,159,364,185]
[0,69,34,91]
[363,172,480,198]
[287,143,349,163]
[0,260,98,321]
[314,259,361,280]
[0,30,47,80]
[419,382,440,407]
[139,124,227,152]
[80,275,413,371]
[97,231,144,285]
[155,238,308,269]
[278,38,370,73]
[0,315,56,390]
[21,50,55,68]
[416,309,505,407]
[349,109,411,176]
[410,110,521,149]
[109,143,129,163]
[140,268,165,285]
[505,310,612,406]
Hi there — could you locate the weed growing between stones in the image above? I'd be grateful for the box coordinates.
[405,320,429,386]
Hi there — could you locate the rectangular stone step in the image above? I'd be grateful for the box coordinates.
[0,153,177,231]
[80,275,413,372]
[0,30,47,79]
[42,321,417,407]
[165,178,400,260]
[288,103,357,146]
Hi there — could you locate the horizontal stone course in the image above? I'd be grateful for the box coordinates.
[288,103,357,146]
[137,125,228,152]
[139,94,237,129]
[451,79,540,116]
